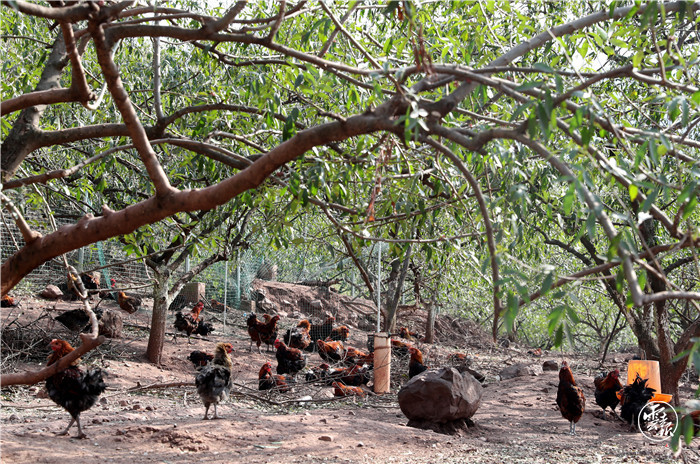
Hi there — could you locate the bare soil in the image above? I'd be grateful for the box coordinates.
[1,289,698,464]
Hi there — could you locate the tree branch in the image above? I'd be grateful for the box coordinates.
[0,333,105,387]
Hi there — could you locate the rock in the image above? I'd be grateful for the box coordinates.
[98,309,123,338]
[398,367,482,426]
[310,300,323,310]
[40,285,63,299]
[35,388,49,399]
[542,360,559,371]
[499,363,535,380]
[319,435,333,442]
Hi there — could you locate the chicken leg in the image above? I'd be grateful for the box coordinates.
[569,421,577,435]
[58,415,87,439]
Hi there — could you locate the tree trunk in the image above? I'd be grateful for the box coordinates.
[146,267,171,364]
[424,298,436,344]
[383,244,413,333]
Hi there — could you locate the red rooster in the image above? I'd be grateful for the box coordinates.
[173,301,213,342]
[258,361,293,393]
[117,290,142,314]
[330,325,350,341]
[283,319,311,350]
[408,346,428,379]
[316,339,345,363]
[332,381,366,398]
[247,313,280,353]
[556,361,586,435]
[274,339,306,376]
[45,339,106,438]
[594,369,623,419]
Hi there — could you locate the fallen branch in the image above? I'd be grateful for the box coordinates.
[127,380,194,392]
[123,322,212,341]
[0,333,105,387]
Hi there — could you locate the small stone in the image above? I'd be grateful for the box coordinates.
[320,418,327,424]
[347,411,356,416]
[542,360,559,371]
[132,404,141,410]
[99,397,108,404]
[92,418,102,424]
[9,414,18,421]
[319,435,333,442]
[357,442,364,447]
[146,406,154,411]
[119,400,129,407]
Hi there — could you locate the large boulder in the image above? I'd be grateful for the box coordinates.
[398,367,482,434]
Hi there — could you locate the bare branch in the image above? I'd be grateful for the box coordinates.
[0,334,105,387]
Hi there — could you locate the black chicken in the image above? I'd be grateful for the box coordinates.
[620,373,656,430]
[195,342,234,420]
[188,350,214,368]
[305,316,336,351]
[45,339,106,438]
[54,307,104,332]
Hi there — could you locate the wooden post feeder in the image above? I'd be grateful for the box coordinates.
[373,332,391,394]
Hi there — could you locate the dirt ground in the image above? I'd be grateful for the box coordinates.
[1,291,699,464]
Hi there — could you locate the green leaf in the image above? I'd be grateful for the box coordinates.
[628,184,638,201]
[540,272,554,296]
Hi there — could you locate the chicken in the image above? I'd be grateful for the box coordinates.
[594,369,623,419]
[390,338,412,357]
[332,363,372,387]
[54,306,104,332]
[332,381,366,398]
[1,294,18,307]
[274,339,307,376]
[343,345,373,366]
[258,361,293,393]
[246,313,280,353]
[99,278,117,300]
[188,350,214,368]
[316,339,345,364]
[195,342,234,420]
[399,327,421,341]
[556,361,586,435]
[194,320,215,337]
[305,363,333,385]
[408,346,428,379]
[329,325,350,341]
[45,339,106,438]
[80,273,100,292]
[283,319,311,350]
[307,316,336,349]
[620,373,655,430]
[174,301,208,343]
[117,290,142,314]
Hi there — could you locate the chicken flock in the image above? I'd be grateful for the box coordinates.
[33,289,674,440]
